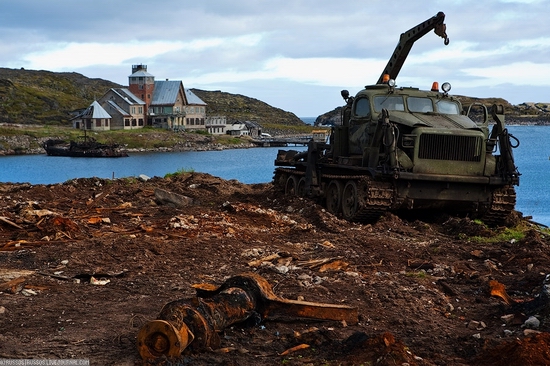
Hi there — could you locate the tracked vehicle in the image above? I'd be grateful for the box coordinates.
[273,12,520,225]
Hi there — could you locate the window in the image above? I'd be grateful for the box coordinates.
[354,97,371,117]
[125,119,130,126]
[374,96,405,112]
[436,100,460,114]
[138,119,143,126]
[96,119,101,127]
[408,97,434,113]
[132,119,137,126]
[138,107,143,114]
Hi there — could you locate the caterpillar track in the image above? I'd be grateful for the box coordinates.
[479,186,517,226]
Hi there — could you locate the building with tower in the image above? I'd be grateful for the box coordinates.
[92,65,211,131]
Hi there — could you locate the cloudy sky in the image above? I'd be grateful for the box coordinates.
[1,0,548,117]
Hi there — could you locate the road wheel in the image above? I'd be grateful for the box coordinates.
[274,171,288,191]
[342,180,358,220]
[297,177,306,197]
[285,175,298,196]
[325,180,342,214]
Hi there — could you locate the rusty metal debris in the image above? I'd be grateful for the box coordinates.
[489,280,514,305]
[137,272,358,361]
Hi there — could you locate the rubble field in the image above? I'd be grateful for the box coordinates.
[1,173,550,365]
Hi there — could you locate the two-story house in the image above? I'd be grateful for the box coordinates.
[99,88,145,129]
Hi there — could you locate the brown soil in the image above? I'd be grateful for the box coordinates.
[1,173,550,365]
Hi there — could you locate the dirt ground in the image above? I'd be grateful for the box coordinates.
[1,173,550,365]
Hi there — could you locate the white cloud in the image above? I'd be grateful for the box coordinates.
[184,56,384,88]
[22,41,186,70]
[20,34,264,71]
[462,62,550,86]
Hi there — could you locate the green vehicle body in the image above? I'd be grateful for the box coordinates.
[273,12,520,224]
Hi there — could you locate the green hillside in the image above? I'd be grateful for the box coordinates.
[0,68,121,124]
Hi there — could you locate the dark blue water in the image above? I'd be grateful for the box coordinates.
[0,126,547,226]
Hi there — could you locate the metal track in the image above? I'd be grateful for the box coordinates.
[276,167,394,223]
[480,185,517,226]
[275,168,516,225]
[336,175,394,223]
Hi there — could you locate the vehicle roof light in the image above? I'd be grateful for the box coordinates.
[431,82,439,92]
[382,74,390,83]
[442,82,451,93]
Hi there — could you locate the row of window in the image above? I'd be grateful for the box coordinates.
[354,96,460,117]
[187,118,205,125]
[124,119,145,126]
[130,77,154,84]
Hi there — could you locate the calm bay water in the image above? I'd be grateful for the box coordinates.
[0,146,303,185]
[0,126,548,226]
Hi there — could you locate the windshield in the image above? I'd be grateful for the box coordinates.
[354,97,371,117]
[374,96,405,112]
[407,97,434,113]
[436,100,460,114]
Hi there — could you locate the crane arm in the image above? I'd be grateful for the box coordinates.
[377,11,449,84]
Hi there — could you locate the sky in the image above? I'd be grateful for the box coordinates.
[1,0,549,117]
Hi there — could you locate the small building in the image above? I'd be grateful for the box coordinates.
[72,101,112,131]
[206,116,227,135]
[312,129,330,143]
[243,120,262,139]
[226,120,262,138]
[99,88,145,130]
[226,121,249,136]
[183,89,207,131]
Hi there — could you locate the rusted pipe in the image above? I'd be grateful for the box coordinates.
[137,273,358,361]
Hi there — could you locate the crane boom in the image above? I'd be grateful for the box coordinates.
[377,11,449,84]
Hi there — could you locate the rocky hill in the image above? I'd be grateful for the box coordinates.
[190,89,304,126]
[0,68,121,124]
[0,67,304,127]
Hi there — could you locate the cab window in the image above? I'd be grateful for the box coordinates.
[407,97,433,113]
[354,97,371,117]
[374,96,405,112]
[436,100,460,114]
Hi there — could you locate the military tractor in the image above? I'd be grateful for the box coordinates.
[273,12,520,225]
